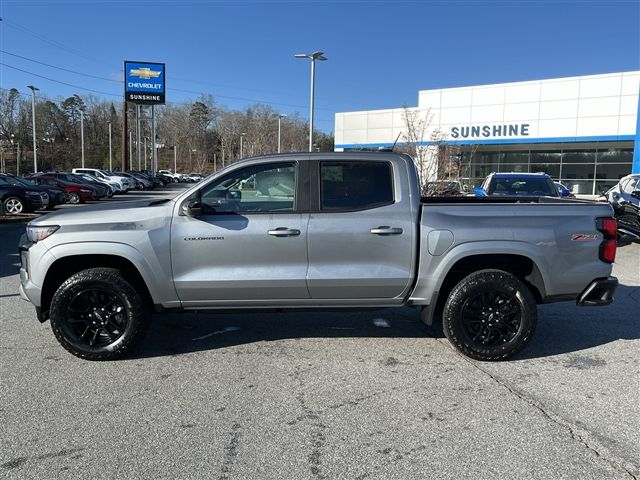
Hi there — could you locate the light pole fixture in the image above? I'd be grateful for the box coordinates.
[174,145,178,173]
[108,121,113,171]
[294,51,327,152]
[26,85,39,173]
[80,109,85,168]
[277,114,287,153]
[240,133,246,159]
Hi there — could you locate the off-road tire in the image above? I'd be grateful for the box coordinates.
[442,269,537,361]
[49,268,150,361]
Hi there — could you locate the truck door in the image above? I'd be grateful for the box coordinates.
[171,160,310,305]
[306,159,415,301]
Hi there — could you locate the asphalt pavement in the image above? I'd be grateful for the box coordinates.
[0,189,638,479]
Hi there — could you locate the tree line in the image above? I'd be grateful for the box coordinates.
[0,88,334,174]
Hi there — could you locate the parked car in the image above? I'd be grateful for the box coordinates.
[128,171,158,188]
[187,173,204,182]
[29,176,96,204]
[20,152,617,362]
[0,173,67,209]
[599,174,640,212]
[119,172,147,190]
[554,181,576,198]
[158,169,181,182]
[422,180,463,196]
[0,183,48,214]
[72,168,131,193]
[43,172,113,198]
[475,173,561,198]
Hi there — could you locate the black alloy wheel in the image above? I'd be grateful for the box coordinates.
[63,288,128,348]
[460,290,522,347]
[49,268,150,360]
[442,269,537,361]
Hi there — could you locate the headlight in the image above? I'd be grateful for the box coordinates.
[26,190,41,196]
[26,225,59,243]
[80,189,92,193]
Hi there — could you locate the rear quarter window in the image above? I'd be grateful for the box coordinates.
[320,161,394,211]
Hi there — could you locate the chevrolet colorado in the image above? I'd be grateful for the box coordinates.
[19,152,619,361]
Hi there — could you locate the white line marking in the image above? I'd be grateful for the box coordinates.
[372,318,391,328]
[192,326,240,341]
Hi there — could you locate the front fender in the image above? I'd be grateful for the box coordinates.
[45,242,180,307]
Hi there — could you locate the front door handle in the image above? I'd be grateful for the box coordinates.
[268,227,301,237]
[370,226,403,236]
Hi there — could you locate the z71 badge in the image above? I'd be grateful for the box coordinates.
[571,234,598,241]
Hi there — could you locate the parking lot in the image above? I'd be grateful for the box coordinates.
[0,187,638,479]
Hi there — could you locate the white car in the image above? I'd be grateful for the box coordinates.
[158,170,182,183]
[72,168,131,193]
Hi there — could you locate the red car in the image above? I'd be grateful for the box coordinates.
[29,175,96,204]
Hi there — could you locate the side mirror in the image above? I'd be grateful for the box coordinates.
[474,187,488,197]
[228,190,242,200]
[631,190,640,200]
[183,199,202,217]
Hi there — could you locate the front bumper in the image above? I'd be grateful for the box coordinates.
[576,277,618,306]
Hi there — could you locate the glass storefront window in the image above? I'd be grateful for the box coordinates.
[470,163,495,179]
[561,180,593,195]
[562,150,596,164]
[595,163,634,180]
[530,164,560,178]
[596,148,633,163]
[502,151,529,164]
[595,181,619,196]
[561,163,595,180]
[499,163,528,173]
[531,151,562,164]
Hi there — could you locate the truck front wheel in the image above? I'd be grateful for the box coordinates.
[442,269,537,361]
[49,268,150,361]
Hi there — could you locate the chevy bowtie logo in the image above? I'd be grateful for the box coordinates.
[129,67,161,79]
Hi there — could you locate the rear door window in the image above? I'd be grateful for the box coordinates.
[320,161,393,211]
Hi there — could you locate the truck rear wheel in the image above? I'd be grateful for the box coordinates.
[442,269,537,361]
[49,268,150,361]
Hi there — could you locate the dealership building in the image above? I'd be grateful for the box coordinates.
[334,71,640,195]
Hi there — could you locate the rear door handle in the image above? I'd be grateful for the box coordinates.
[370,226,403,235]
[268,227,301,237]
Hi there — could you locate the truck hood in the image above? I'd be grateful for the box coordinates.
[29,198,175,226]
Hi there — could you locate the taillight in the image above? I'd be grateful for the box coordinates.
[596,217,617,263]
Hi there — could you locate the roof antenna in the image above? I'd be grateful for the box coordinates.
[391,131,402,151]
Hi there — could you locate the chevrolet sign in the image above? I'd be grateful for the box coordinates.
[124,61,165,104]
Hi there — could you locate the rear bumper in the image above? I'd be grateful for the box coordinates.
[576,276,618,306]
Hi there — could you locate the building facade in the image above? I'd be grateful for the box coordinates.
[335,71,640,195]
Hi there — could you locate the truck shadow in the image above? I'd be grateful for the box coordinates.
[0,223,26,279]
[134,284,639,361]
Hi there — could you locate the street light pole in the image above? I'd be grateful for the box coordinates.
[80,109,85,168]
[240,133,246,159]
[108,121,113,171]
[277,114,287,153]
[27,85,39,173]
[174,145,177,173]
[294,51,327,152]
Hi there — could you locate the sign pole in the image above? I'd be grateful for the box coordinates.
[121,101,128,172]
[136,104,141,171]
[152,105,157,174]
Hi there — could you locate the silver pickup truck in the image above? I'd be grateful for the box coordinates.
[19,152,619,361]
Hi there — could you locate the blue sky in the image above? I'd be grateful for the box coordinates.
[1,0,639,132]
